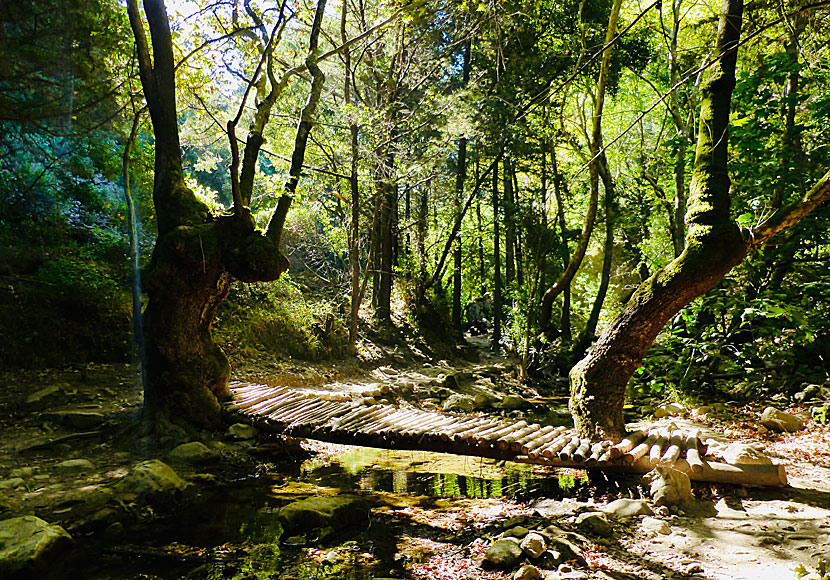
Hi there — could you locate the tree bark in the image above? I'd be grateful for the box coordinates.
[551,148,572,340]
[574,153,615,356]
[492,158,503,350]
[504,156,516,288]
[451,40,471,330]
[342,0,361,351]
[127,0,324,431]
[569,0,747,440]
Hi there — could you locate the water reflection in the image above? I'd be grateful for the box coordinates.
[300,446,586,500]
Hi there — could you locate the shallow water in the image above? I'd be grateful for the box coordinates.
[63,447,587,580]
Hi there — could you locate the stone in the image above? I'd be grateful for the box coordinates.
[575,512,613,537]
[603,498,653,518]
[760,407,803,433]
[722,442,772,465]
[545,537,586,567]
[442,394,476,412]
[115,460,188,498]
[378,366,398,376]
[644,466,693,507]
[60,484,112,507]
[514,563,542,580]
[167,442,219,464]
[504,525,530,539]
[42,410,107,430]
[640,516,671,535]
[9,467,34,478]
[500,395,529,410]
[278,495,370,536]
[0,516,72,575]
[795,384,823,403]
[360,384,385,398]
[654,402,685,418]
[483,538,524,569]
[226,423,257,440]
[473,393,494,409]
[520,532,547,558]
[0,478,25,490]
[56,459,95,472]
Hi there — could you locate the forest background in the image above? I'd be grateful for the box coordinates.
[1,0,829,430]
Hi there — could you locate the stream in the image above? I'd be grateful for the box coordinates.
[61,446,588,580]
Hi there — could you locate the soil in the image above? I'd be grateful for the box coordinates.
[1,341,829,580]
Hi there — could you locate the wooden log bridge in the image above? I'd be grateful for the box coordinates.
[227,382,788,487]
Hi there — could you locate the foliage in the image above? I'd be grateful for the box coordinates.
[215,276,348,362]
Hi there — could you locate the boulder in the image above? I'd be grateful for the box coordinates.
[115,460,188,498]
[226,423,258,440]
[483,538,524,569]
[56,459,95,473]
[514,563,542,580]
[545,536,586,567]
[442,394,476,412]
[278,495,370,536]
[0,516,71,575]
[603,498,653,518]
[167,442,219,464]
[760,407,803,433]
[644,466,693,507]
[575,512,613,537]
[722,442,772,465]
[519,532,547,558]
[640,516,671,535]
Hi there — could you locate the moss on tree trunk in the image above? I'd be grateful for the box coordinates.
[569,0,747,440]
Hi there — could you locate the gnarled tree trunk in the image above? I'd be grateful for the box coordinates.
[127,0,324,431]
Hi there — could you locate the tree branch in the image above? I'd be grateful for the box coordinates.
[750,169,830,247]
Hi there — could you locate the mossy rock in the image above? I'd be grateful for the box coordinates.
[278,495,369,536]
[0,516,72,575]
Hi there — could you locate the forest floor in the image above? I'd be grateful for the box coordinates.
[1,335,829,580]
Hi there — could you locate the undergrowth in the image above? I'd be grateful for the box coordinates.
[215,274,348,362]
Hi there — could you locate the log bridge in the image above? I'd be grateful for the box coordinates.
[228,382,788,487]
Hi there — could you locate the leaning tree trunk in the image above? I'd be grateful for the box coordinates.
[569,0,747,439]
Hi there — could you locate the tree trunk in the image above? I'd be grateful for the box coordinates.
[342,0,361,351]
[504,156,516,288]
[569,0,747,440]
[551,148,571,340]
[668,0,691,258]
[127,0,322,431]
[451,40,471,330]
[375,150,395,324]
[492,158,503,349]
[512,166,524,288]
[574,153,615,356]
